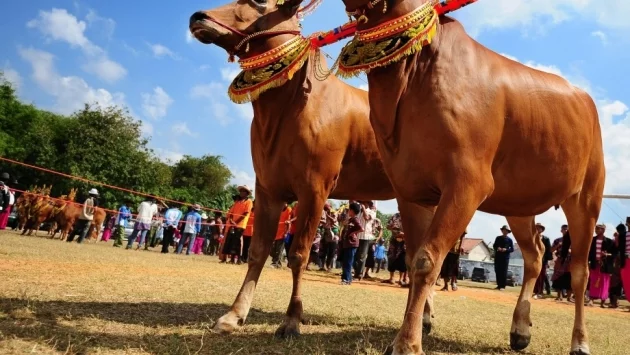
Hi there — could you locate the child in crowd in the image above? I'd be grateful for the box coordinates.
[374,239,387,273]
[340,203,364,285]
[383,232,407,286]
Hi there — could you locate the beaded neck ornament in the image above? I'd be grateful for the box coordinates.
[337,1,438,78]
[228,36,313,103]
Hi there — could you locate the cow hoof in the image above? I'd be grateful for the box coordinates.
[422,321,432,335]
[569,349,590,355]
[383,344,394,355]
[275,321,301,339]
[510,332,531,351]
[212,313,243,334]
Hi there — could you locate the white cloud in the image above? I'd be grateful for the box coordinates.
[140,120,154,137]
[591,30,608,45]
[85,9,116,40]
[2,65,22,90]
[457,0,630,37]
[171,121,198,137]
[186,30,194,44]
[220,67,240,82]
[19,47,125,115]
[359,84,369,91]
[229,166,256,192]
[154,148,184,164]
[26,8,126,83]
[141,87,173,120]
[199,64,211,71]
[191,82,237,125]
[148,43,179,59]
[81,57,126,83]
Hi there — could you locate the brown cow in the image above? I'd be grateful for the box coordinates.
[189,1,396,338]
[327,1,605,354]
[53,201,106,242]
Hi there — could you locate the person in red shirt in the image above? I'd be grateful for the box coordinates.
[285,202,299,266]
[341,203,364,285]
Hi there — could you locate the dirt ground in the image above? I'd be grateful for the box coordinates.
[0,231,628,354]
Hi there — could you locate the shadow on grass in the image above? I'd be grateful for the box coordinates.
[0,298,511,354]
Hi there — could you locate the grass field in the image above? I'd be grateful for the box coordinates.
[0,231,628,355]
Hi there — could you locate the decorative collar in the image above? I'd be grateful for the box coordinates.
[228,36,313,104]
[337,2,438,77]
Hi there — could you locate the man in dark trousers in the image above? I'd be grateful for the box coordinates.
[493,225,514,290]
[533,223,553,298]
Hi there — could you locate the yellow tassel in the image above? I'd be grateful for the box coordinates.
[277,0,285,4]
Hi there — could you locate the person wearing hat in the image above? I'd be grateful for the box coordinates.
[493,225,514,290]
[208,211,224,256]
[177,204,202,255]
[67,188,99,243]
[533,223,553,299]
[222,186,253,264]
[440,230,467,291]
[127,196,158,250]
[587,224,616,307]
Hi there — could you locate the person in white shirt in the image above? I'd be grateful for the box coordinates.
[353,201,377,280]
[126,196,158,250]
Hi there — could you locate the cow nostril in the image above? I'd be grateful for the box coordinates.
[189,12,208,27]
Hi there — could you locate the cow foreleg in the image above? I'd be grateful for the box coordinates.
[213,183,284,334]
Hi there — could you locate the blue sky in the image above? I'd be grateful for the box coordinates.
[2,0,630,242]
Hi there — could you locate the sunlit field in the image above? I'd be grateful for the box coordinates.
[1,231,628,355]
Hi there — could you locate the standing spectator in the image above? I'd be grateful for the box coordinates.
[241,201,255,263]
[190,212,208,255]
[493,225,514,291]
[341,203,363,285]
[100,213,116,242]
[621,218,630,310]
[208,211,223,256]
[354,201,376,281]
[320,203,338,271]
[177,204,202,255]
[0,176,14,230]
[440,231,466,291]
[374,239,387,273]
[363,216,383,279]
[587,224,616,307]
[533,223,553,298]
[113,201,132,247]
[271,202,292,268]
[551,225,573,302]
[147,208,165,249]
[222,186,253,264]
[285,202,299,265]
[383,232,407,285]
[67,188,98,244]
[161,204,182,253]
[609,227,624,308]
[127,197,158,250]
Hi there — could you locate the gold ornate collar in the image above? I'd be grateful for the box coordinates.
[337,2,438,78]
[228,36,312,104]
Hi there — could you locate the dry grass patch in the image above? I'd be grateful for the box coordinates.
[0,232,628,354]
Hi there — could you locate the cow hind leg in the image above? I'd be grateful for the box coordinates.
[213,184,284,334]
[276,186,331,339]
[561,192,600,355]
[506,216,542,351]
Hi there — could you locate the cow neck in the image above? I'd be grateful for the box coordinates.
[337,1,438,78]
[228,35,313,104]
